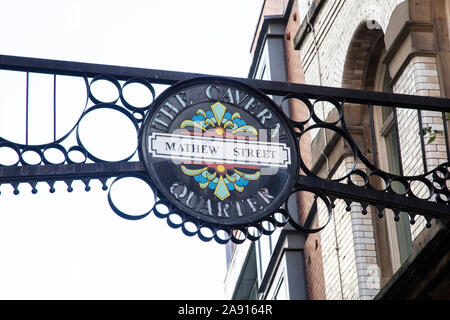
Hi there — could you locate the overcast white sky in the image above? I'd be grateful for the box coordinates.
[0,0,264,299]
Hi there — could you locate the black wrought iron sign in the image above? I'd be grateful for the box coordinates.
[0,55,449,245]
[139,78,298,238]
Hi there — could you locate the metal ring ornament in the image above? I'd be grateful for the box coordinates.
[67,145,88,164]
[311,96,344,125]
[20,146,44,166]
[231,227,248,245]
[132,110,146,123]
[214,227,233,245]
[166,211,186,229]
[436,190,449,204]
[152,199,172,219]
[198,223,216,242]
[284,186,333,234]
[432,180,444,193]
[0,142,21,166]
[107,173,156,221]
[88,75,122,105]
[260,216,278,236]
[76,103,139,163]
[347,169,369,187]
[271,208,290,228]
[388,176,409,195]
[367,170,391,192]
[246,223,263,242]
[297,123,359,182]
[432,166,448,183]
[120,78,156,112]
[281,93,314,130]
[181,219,200,237]
[408,178,434,200]
[43,143,68,165]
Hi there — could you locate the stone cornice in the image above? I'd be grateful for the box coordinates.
[383,21,434,65]
[382,21,436,87]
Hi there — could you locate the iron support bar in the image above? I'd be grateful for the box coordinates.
[296,175,450,220]
[0,161,145,184]
[1,54,450,111]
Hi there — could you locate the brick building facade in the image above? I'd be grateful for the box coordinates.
[224,0,450,300]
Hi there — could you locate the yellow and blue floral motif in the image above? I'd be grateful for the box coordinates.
[179,102,260,201]
[181,102,259,136]
[181,166,261,201]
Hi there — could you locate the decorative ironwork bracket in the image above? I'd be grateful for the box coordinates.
[296,174,449,226]
[0,54,448,244]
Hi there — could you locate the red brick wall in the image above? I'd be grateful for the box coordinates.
[284,1,326,300]
[251,0,327,300]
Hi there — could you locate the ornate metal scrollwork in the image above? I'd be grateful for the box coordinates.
[283,93,449,234]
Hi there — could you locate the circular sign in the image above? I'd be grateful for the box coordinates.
[140,77,298,228]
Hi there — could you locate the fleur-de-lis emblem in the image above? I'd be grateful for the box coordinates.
[179,102,260,200]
